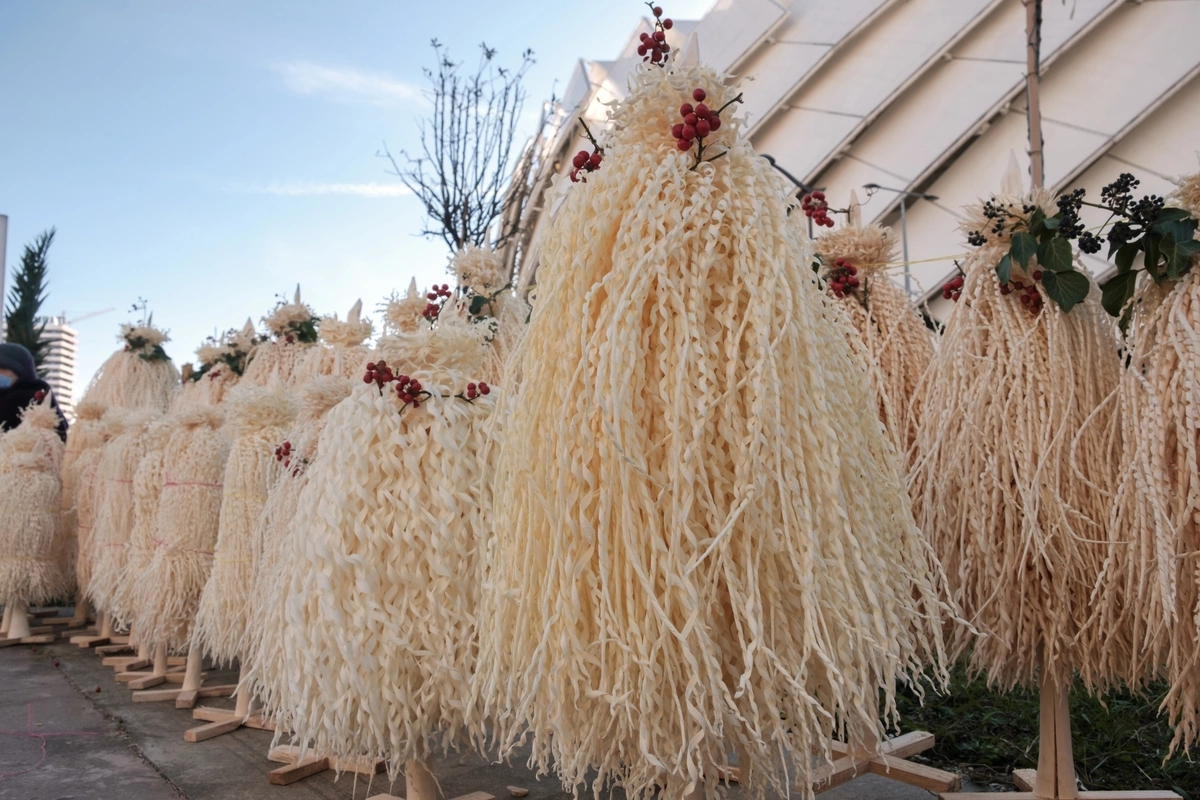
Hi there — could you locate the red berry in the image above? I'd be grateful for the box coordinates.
[660,42,669,52]
[680,103,693,117]
[1032,271,1043,281]
[1000,286,1011,295]
[693,88,706,102]
[663,18,673,29]
[54,661,59,667]
[695,103,710,119]
[377,360,387,368]
[684,113,698,127]
[589,152,602,168]
[695,120,711,137]
[653,30,665,42]
[653,5,663,16]
[651,50,662,63]
[95,687,102,693]
[637,45,647,57]
[572,152,588,169]
[672,123,684,139]
[677,138,692,151]
[681,124,696,141]
[943,288,952,299]
[709,115,721,130]
[467,382,476,391]
[812,191,825,201]
[1020,294,1031,305]
[847,266,857,276]
[479,383,490,395]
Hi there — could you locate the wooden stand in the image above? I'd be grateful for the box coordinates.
[133,649,234,704]
[265,744,384,785]
[183,665,273,742]
[813,732,960,794]
[71,612,117,647]
[365,755,495,800]
[0,601,57,646]
[940,678,1179,800]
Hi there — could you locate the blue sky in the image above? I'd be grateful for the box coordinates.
[0,0,713,397]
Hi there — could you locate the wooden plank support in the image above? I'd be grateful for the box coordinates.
[269,755,330,785]
[127,674,165,690]
[190,708,276,732]
[104,657,149,670]
[811,731,954,795]
[183,718,244,743]
[0,634,56,647]
[71,635,110,648]
[95,643,135,656]
[269,745,384,777]
[133,688,185,703]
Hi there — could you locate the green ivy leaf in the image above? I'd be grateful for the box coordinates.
[1043,215,1061,230]
[1101,270,1138,318]
[1011,232,1038,269]
[1160,233,1200,280]
[1028,207,1047,238]
[996,253,1013,285]
[1037,237,1074,273]
[1114,242,1139,274]
[1041,269,1091,313]
[1143,234,1162,281]
[469,294,488,316]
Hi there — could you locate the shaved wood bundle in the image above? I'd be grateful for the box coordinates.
[110,416,175,629]
[192,383,297,664]
[816,222,934,453]
[381,279,429,335]
[273,321,492,775]
[476,61,949,800]
[452,246,530,385]
[72,411,116,600]
[243,291,319,387]
[60,398,108,591]
[1100,173,1200,754]
[131,406,231,650]
[294,301,373,382]
[909,188,1122,693]
[240,376,353,716]
[0,403,68,606]
[87,410,161,614]
[82,324,179,413]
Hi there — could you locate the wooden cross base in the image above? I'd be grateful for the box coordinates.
[95,643,136,656]
[0,633,56,647]
[367,793,495,800]
[266,744,385,785]
[134,682,235,705]
[184,706,276,742]
[811,732,961,794]
[71,633,130,648]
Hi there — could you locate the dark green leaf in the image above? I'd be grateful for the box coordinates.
[469,294,488,316]
[1041,269,1091,313]
[1037,237,1074,273]
[1143,234,1161,280]
[1011,232,1037,269]
[1114,242,1139,274]
[1160,233,1200,280]
[1101,270,1138,318]
[1043,215,1061,230]
[1028,207,1047,237]
[996,253,1013,285]
[1154,215,1197,249]
[1153,207,1192,227]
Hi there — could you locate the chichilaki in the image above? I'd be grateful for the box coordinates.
[475,55,949,800]
[82,322,179,413]
[909,180,1122,692]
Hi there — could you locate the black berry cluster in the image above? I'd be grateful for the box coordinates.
[637,4,673,63]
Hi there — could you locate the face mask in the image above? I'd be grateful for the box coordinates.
[0,375,12,389]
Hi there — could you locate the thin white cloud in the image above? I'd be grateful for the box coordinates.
[272,59,423,107]
[226,180,411,198]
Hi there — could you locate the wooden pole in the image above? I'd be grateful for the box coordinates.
[7,601,32,640]
[1034,675,1078,800]
[1,603,12,636]
[1024,0,1045,188]
[405,754,438,800]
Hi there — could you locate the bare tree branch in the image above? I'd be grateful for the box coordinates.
[380,40,546,265]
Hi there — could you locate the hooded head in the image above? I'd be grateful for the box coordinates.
[0,343,38,384]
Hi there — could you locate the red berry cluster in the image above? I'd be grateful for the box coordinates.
[999,273,1044,315]
[284,334,296,344]
[941,274,964,302]
[671,88,723,153]
[570,148,603,183]
[827,258,860,298]
[395,375,426,407]
[274,440,293,465]
[637,4,673,63]
[34,389,46,403]
[802,191,834,228]
[424,284,453,321]
[460,381,491,401]
[363,359,396,389]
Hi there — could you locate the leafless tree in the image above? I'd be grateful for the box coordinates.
[382,40,547,266]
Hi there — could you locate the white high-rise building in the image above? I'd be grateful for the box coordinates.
[37,315,78,421]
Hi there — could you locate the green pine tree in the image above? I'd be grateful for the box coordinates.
[4,227,55,371]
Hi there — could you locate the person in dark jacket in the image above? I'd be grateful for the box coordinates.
[0,342,69,441]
